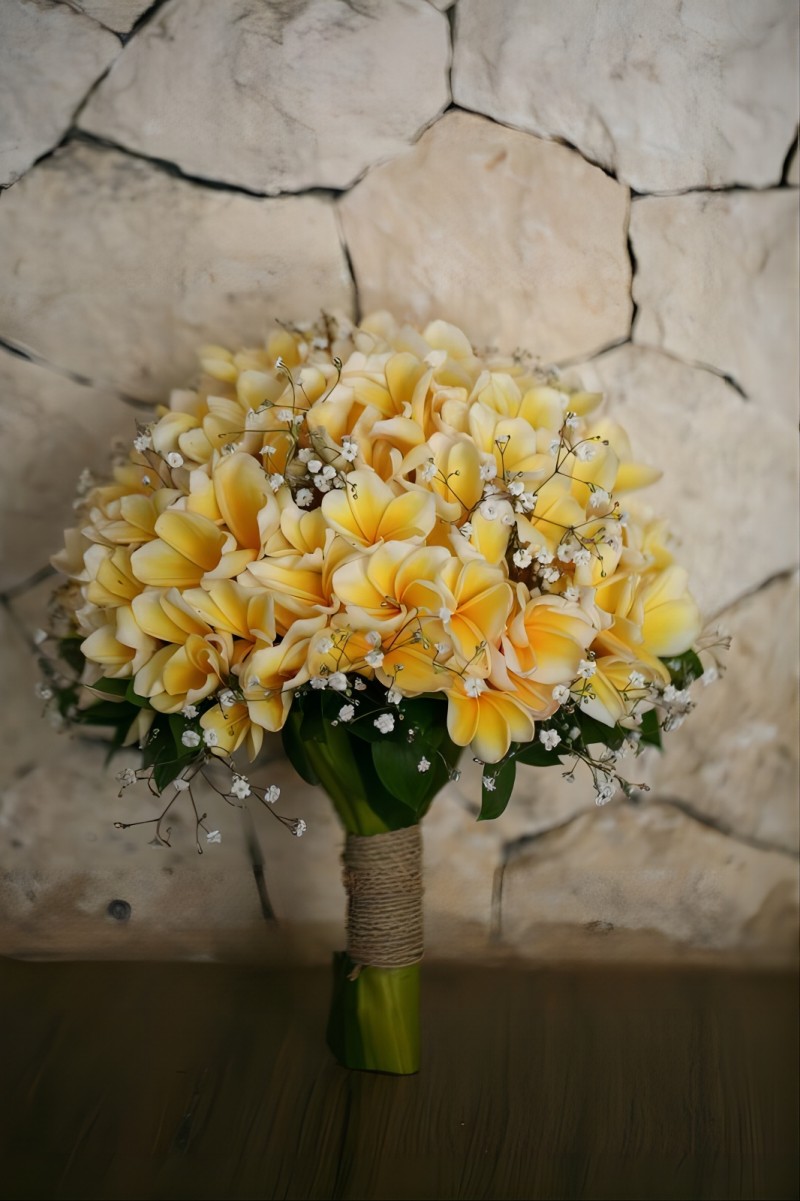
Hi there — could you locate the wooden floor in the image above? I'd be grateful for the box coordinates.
[0,959,797,1201]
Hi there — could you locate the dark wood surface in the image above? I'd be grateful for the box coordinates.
[1,958,797,1200]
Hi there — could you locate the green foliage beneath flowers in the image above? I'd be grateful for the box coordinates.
[282,683,462,834]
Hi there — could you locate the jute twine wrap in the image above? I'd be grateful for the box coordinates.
[343,826,424,971]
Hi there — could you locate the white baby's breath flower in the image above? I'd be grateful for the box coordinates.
[460,521,473,538]
[265,785,280,805]
[464,677,487,699]
[181,702,198,718]
[374,713,395,734]
[575,442,596,462]
[417,756,431,773]
[577,659,596,679]
[565,413,580,430]
[535,548,554,565]
[295,488,314,508]
[206,829,222,844]
[317,637,334,655]
[552,684,570,703]
[573,548,591,567]
[203,728,218,747]
[628,671,647,690]
[173,777,191,791]
[479,460,497,481]
[516,491,537,513]
[354,678,367,691]
[133,433,152,452]
[230,776,251,800]
[116,768,137,788]
[420,461,437,482]
[480,499,499,521]
[341,439,358,462]
[35,682,53,701]
[483,776,496,792]
[540,729,561,751]
[507,478,525,497]
[365,649,384,668]
[563,586,580,603]
[276,408,294,422]
[269,473,285,492]
[309,676,327,690]
[338,704,355,722]
[219,689,237,709]
[328,671,348,692]
[307,458,323,474]
[596,783,615,805]
[541,565,560,584]
[166,452,184,469]
[365,630,382,647]
[589,488,610,508]
[291,819,307,837]
[386,687,402,705]
[557,542,575,563]
[181,730,201,748]
[513,548,533,569]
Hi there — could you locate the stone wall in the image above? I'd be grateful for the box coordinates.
[1,0,798,966]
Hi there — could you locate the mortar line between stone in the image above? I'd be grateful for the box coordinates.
[647,795,800,862]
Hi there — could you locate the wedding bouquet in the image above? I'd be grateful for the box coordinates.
[40,312,717,1074]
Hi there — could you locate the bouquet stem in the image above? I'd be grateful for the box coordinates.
[326,955,420,1074]
[327,826,424,1074]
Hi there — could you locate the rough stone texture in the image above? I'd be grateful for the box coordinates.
[649,574,800,855]
[340,111,632,361]
[79,0,450,194]
[572,345,799,616]
[0,142,355,402]
[498,802,799,966]
[0,351,134,590]
[631,190,800,424]
[0,0,119,188]
[789,138,799,186]
[68,0,153,33]
[452,0,800,194]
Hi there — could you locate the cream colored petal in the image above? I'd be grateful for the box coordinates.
[154,510,225,571]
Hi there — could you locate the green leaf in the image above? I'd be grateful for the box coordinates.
[662,649,703,689]
[514,740,562,768]
[90,677,129,699]
[124,679,151,708]
[152,751,194,793]
[639,708,663,749]
[572,711,626,750]
[479,757,516,821]
[371,737,432,816]
[282,706,321,786]
[58,637,86,675]
[72,700,136,726]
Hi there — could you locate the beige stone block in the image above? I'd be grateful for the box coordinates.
[649,574,800,854]
[0,142,355,402]
[71,1,153,33]
[0,0,119,188]
[0,351,134,590]
[498,802,799,966]
[789,140,799,186]
[631,190,800,424]
[340,111,632,362]
[452,0,800,193]
[79,0,450,193]
[571,345,799,616]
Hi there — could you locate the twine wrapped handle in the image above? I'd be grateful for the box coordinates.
[343,826,424,973]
